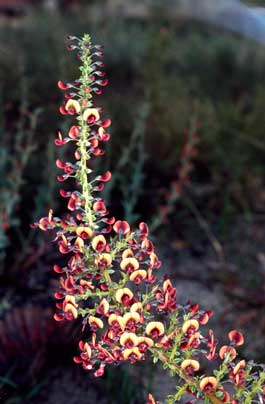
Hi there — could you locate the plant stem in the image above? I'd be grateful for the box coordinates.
[153,350,224,404]
[77,34,95,229]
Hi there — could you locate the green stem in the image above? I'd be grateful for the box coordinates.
[152,350,224,404]
[76,34,95,229]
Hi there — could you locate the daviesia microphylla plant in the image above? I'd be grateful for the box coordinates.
[34,34,265,404]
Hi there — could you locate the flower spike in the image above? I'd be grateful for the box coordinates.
[35,34,265,404]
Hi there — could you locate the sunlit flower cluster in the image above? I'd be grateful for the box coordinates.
[35,34,265,404]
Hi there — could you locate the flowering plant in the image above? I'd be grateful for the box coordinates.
[34,34,265,404]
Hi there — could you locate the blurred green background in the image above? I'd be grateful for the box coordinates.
[0,1,264,403]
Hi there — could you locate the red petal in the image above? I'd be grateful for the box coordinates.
[56,159,66,169]
[79,340,85,350]
[54,139,66,146]
[58,80,69,90]
[102,225,112,233]
[93,149,105,156]
[103,217,115,224]
[73,356,83,363]
[69,125,81,139]
[54,291,65,299]
[94,365,105,377]
[60,189,71,197]
[100,118,111,128]
[59,106,68,115]
[93,200,107,212]
[94,183,104,192]
[102,133,110,141]
[57,175,68,182]
[68,198,76,211]
[98,171,111,182]
[59,243,70,254]
[53,265,64,274]
[54,313,64,321]
[99,79,108,87]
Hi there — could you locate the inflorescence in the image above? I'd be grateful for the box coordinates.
[34,34,265,404]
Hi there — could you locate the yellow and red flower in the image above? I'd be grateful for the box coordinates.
[83,108,100,123]
[157,332,175,349]
[74,340,93,371]
[120,332,139,348]
[205,329,217,360]
[146,322,164,338]
[115,288,134,306]
[83,342,92,359]
[76,226,93,239]
[96,298,110,316]
[79,279,94,290]
[157,278,177,312]
[65,99,81,114]
[228,330,244,346]
[122,347,142,363]
[91,235,107,252]
[180,331,200,351]
[137,337,154,353]
[150,252,160,268]
[199,376,218,393]
[113,220,130,235]
[129,270,147,284]
[108,313,125,332]
[219,345,237,361]
[231,360,246,387]
[88,316,104,331]
[123,312,140,332]
[95,253,112,268]
[122,248,134,259]
[130,302,143,313]
[74,236,84,250]
[182,319,199,336]
[180,359,200,375]
[37,209,54,231]
[120,257,139,273]
[62,295,78,320]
